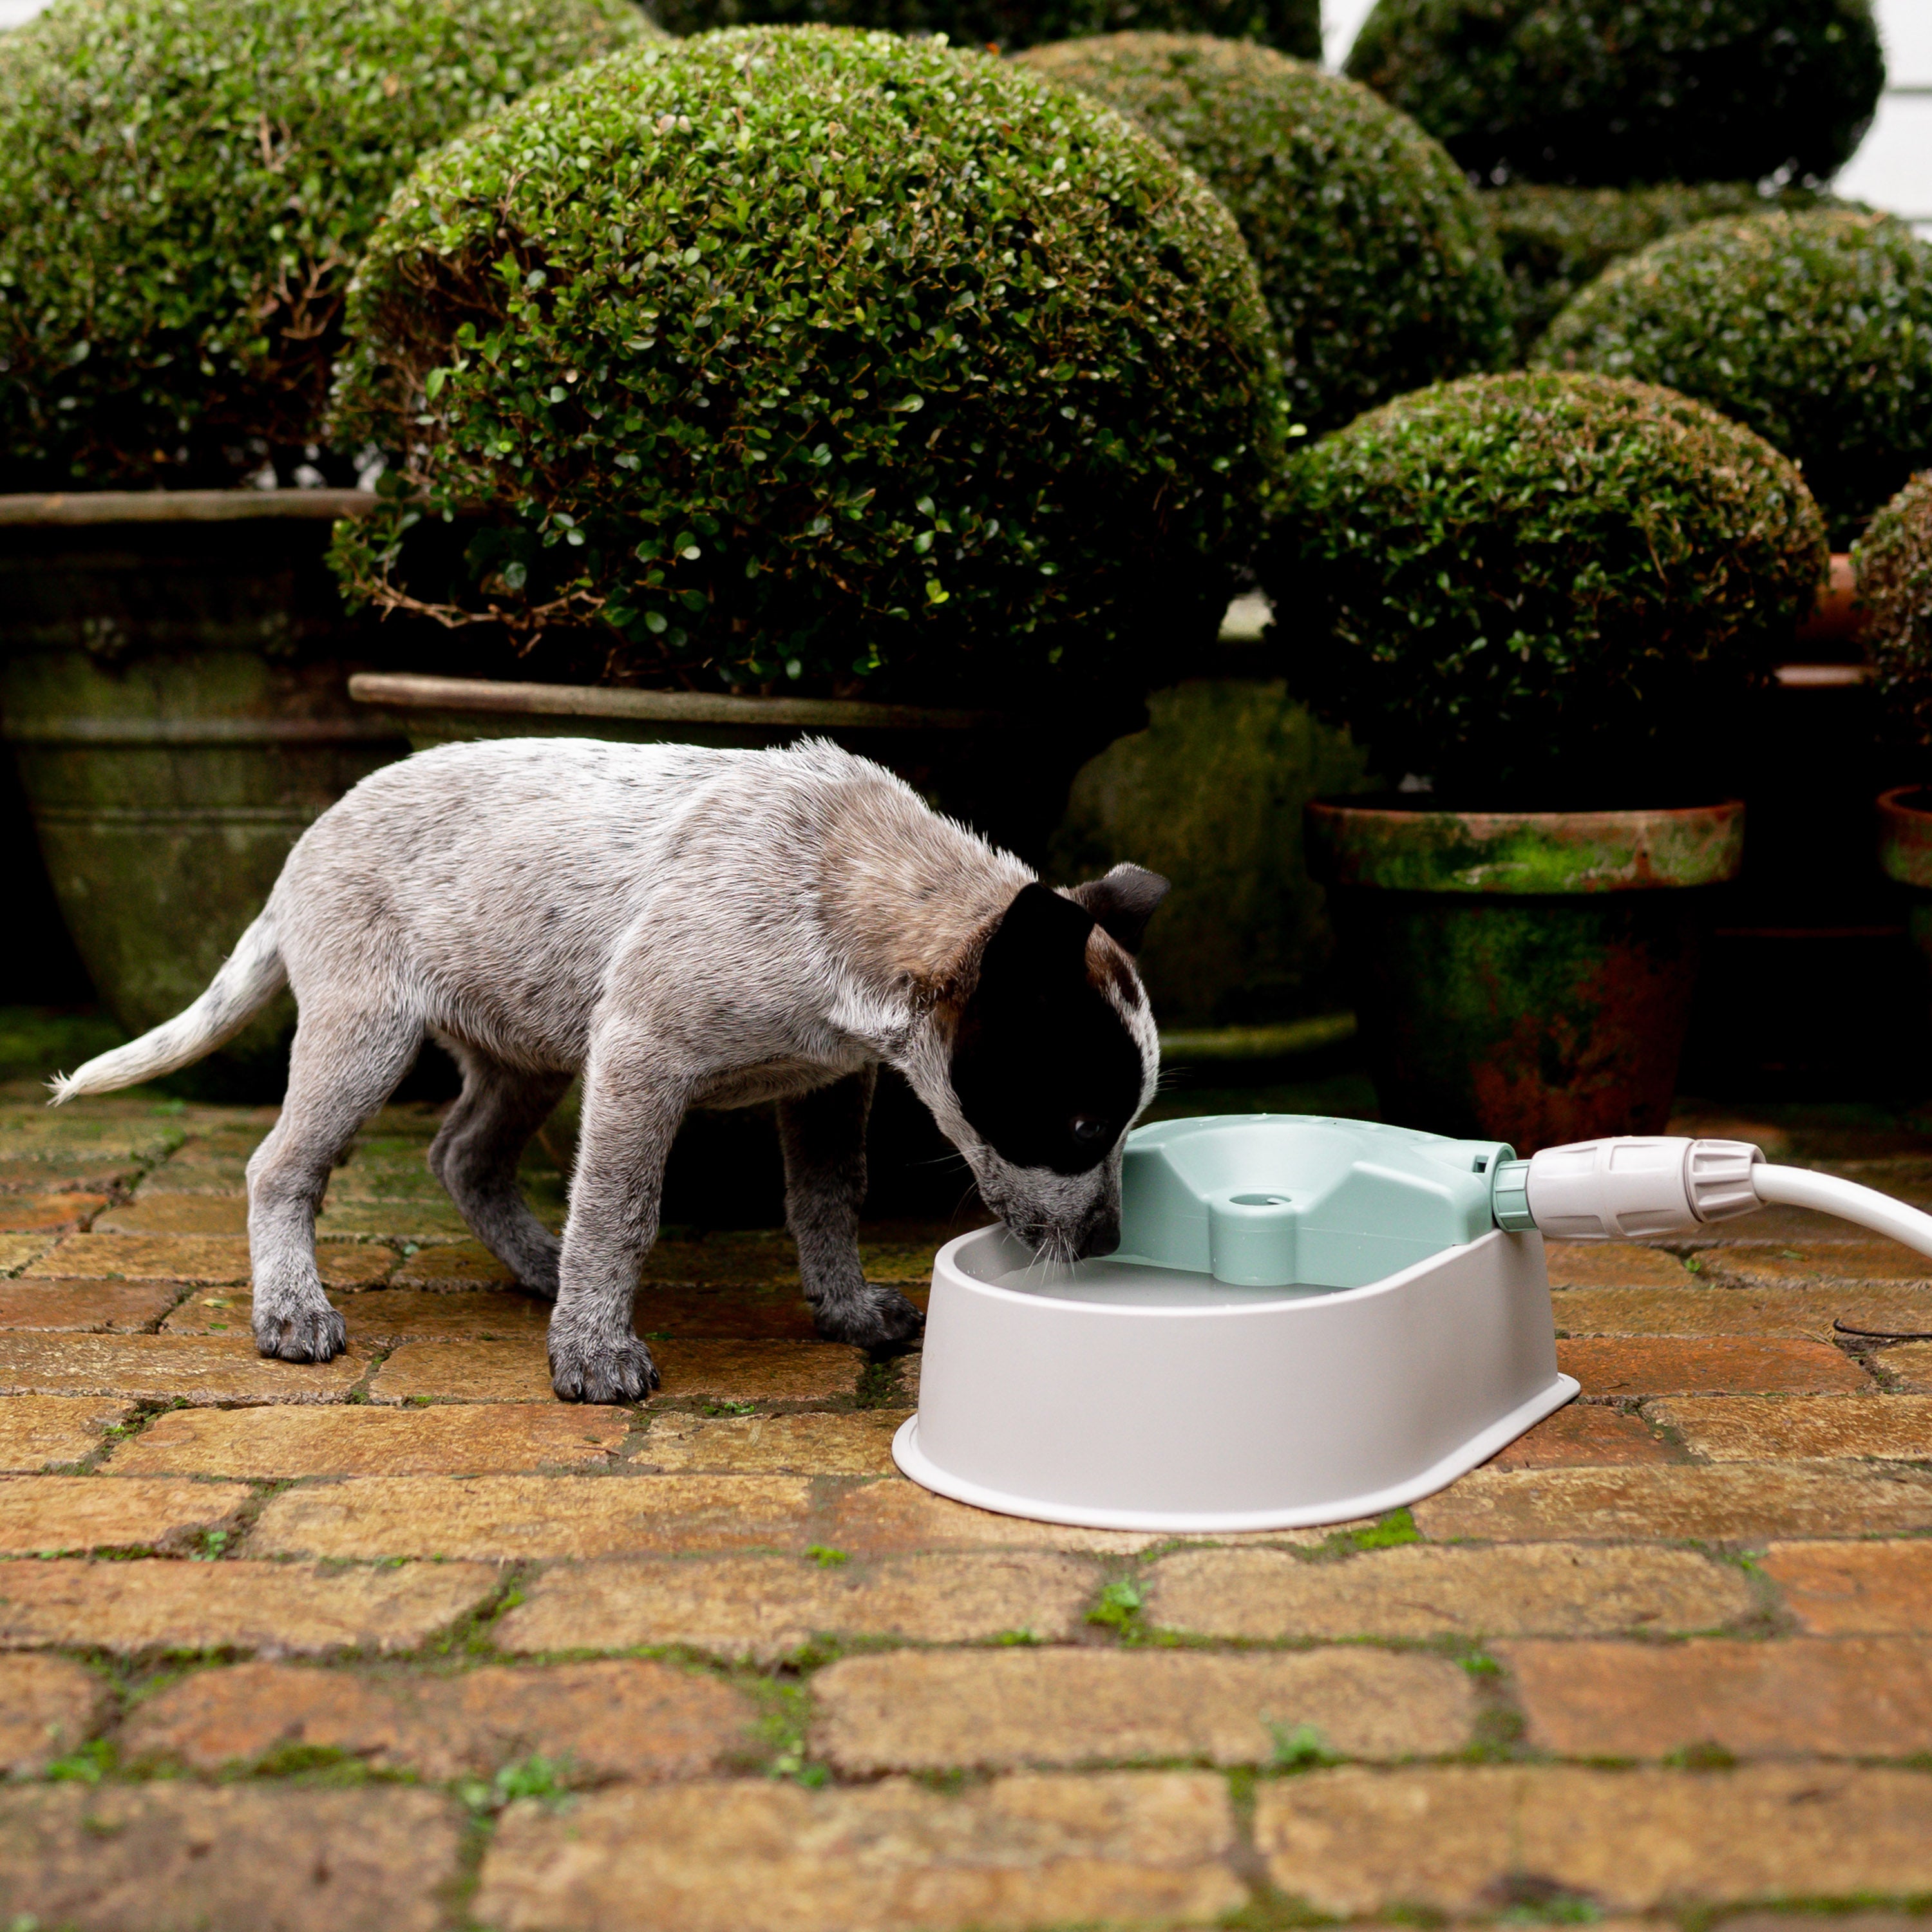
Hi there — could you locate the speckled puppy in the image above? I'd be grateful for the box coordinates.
[52,737,1168,1402]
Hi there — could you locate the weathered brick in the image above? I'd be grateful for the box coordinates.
[826,1475,1170,1557]
[632,1283,820,1340]
[1413,1463,1932,1542]
[251,1473,817,1560]
[1255,1764,1932,1915]
[164,1287,553,1343]
[0,1235,53,1275]
[93,1195,247,1235]
[1143,1543,1752,1640]
[391,1239,517,1287]
[124,1657,758,1780]
[494,1551,1096,1660]
[0,1278,184,1332]
[0,1474,247,1555]
[812,1648,1474,1772]
[107,1403,629,1478]
[1763,1540,1932,1634]
[1485,1403,1678,1470]
[642,1230,800,1286]
[0,1193,107,1234]
[134,1153,251,1195]
[0,1557,497,1653]
[314,1201,474,1240]
[0,1784,461,1932]
[1550,1284,1932,1340]
[0,1656,106,1773]
[368,1338,861,1405]
[638,1410,905,1474]
[1502,1635,1932,1758]
[1556,1335,1870,1397]
[0,1160,136,1197]
[26,1233,394,1286]
[1647,1393,1932,1462]
[1544,1243,1694,1289]
[0,1396,134,1471]
[473,1773,1245,1932]
[1712,1241,1932,1285]
[1884,1340,1932,1390]
[0,1332,365,1403]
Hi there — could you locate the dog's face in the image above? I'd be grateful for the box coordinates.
[943,865,1166,1262]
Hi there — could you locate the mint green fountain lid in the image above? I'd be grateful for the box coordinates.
[1117,1115,1516,1291]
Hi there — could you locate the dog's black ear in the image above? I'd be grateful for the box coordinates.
[979,883,1096,992]
[1070,864,1170,955]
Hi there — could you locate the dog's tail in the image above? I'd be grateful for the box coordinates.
[49,909,287,1104]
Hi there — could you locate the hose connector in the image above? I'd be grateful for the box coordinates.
[1493,1135,1766,1242]
[1490,1159,1536,1232]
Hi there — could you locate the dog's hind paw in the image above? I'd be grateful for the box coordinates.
[549,1334,660,1404]
[810,1282,925,1353]
[254,1302,348,1364]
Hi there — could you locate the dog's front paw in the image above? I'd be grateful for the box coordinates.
[810,1282,925,1353]
[254,1300,348,1364]
[549,1333,660,1404]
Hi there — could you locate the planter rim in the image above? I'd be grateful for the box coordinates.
[348,670,1006,734]
[1306,796,1746,895]
[0,488,375,527]
[1877,784,1932,891]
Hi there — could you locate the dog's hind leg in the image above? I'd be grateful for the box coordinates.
[778,1068,923,1352]
[428,1045,570,1298]
[247,1001,424,1363]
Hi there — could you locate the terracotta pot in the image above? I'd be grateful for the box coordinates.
[0,489,407,1093]
[1305,799,1745,1152]
[349,670,1142,866]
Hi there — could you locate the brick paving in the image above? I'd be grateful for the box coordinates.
[0,1084,1927,1931]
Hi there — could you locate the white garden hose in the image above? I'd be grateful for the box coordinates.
[1489,1135,1932,1259]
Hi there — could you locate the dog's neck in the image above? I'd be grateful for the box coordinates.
[816,781,1031,1003]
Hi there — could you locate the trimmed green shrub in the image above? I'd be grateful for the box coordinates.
[330,26,1286,701]
[649,0,1320,59]
[1016,33,1511,437]
[1859,471,1932,746]
[1535,210,1932,547]
[1259,372,1828,806]
[1481,182,1833,359]
[1344,0,1884,189]
[0,0,652,491]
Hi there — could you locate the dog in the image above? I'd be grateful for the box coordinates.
[53,737,1168,1402]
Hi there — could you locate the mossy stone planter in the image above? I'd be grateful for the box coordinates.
[1306,799,1745,1151]
[350,672,1141,866]
[1,491,408,1094]
[1878,786,1932,980]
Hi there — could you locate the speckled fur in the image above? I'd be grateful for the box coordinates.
[52,737,1162,1401]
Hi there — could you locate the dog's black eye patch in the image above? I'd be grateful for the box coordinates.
[949,884,1146,1175]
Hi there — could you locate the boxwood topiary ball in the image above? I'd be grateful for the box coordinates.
[1534,210,1932,549]
[1260,372,1828,806]
[1344,0,1883,190]
[0,0,652,492]
[329,26,1286,701]
[649,0,1320,59]
[1016,33,1511,438]
[1858,471,1932,747]
[1479,182,1834,360]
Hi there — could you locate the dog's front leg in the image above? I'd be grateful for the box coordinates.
[778,1068,924,1351]
[547,1048,688,1403]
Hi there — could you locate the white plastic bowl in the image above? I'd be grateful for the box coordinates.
[893,1220,1577,1533]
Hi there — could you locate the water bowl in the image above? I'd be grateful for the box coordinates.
[892,1113,1579,1532]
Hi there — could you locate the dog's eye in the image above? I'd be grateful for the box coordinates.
[1070,1114,1108,1145]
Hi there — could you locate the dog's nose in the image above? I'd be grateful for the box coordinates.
[1075,1212,1121,1260]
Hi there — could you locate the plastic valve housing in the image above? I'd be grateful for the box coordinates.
[1521,1136,1763,1242]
